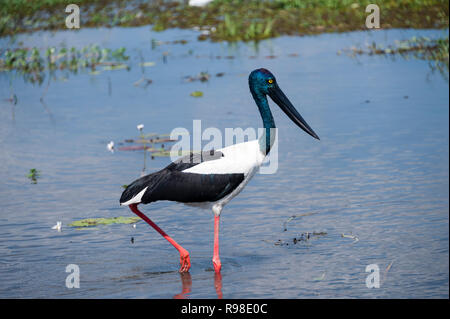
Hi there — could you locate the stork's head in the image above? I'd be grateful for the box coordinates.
[249,68,320,140]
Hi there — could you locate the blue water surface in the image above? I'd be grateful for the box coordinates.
[0,26,448,298]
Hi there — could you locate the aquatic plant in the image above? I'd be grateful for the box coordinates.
[137,123,149,174]
[190,91,204,97]
[133,50,154,87]
[111,127,178,178]
[27,168,40,184]
[184,71,211,82]
[68,216,141,227]
[342,36,449,80]
[272,231,328,246]
[0,0,448,42]
[0,44,129,84]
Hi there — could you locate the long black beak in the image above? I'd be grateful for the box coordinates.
[268,84,320,140]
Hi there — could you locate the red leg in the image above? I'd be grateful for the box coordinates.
[212,214,222,273]
[129,204,191,273]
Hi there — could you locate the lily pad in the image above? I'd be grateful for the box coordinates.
[190,91,203,97]
[68,216,141,227]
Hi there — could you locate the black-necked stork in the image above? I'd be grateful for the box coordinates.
[120,68,319,273]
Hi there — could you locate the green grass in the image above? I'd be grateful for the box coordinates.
[0,0,448,41]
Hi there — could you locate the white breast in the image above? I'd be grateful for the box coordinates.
[181,140,265,176]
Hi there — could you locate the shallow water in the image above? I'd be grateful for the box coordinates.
[0,26,448,298]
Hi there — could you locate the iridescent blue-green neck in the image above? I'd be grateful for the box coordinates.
[250,88,276,155]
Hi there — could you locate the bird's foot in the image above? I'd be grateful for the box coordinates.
[212,257,222,273]
[179,249,191,273]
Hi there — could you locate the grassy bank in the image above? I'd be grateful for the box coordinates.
[0,0,448,41]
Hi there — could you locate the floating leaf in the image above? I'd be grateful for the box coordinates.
[190,91,203,97]
[68,216,141,227]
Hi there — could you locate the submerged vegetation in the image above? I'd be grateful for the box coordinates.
[342,36,449,79]
[0,44,129,84]
[0,0,448,41]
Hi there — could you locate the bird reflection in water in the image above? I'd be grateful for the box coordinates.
[173,272,223,299]
[214,272,223,299]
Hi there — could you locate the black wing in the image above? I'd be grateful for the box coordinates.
[120,150,244,205]
[166,149,224,172]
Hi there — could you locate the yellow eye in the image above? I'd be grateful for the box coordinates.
[268,79,274,84]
